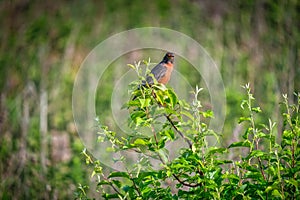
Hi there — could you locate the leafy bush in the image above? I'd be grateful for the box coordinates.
[76,61,300,200]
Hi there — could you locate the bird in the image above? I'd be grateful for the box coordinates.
[131,52,174,101]
[143,52,175,86]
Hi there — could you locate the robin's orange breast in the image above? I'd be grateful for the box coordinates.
[158,63,173,84]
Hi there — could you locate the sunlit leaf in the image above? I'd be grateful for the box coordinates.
[127,64,136,70]
[238,117,251,123]
[181,110,194,120]
[202,110,214,118]
[133,138,148,146]
[98,180,111,186]
[252,107,262,113]
[271,189,283,198]
[108,172,130,179]
[228,140,251,148]
[167,89,178,108]
[139,98,151,108]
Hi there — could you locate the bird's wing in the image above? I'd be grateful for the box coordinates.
[146,63,167,84]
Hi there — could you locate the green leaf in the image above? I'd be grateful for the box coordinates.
[202,110,214,118]
[130,111,146,121]
[153,83,167,91]
[108,171,130,179]
[155,91,164,105]
[245,165,259,172]
[157,149,168,163]
[141,187,152,195]
[97,136,105,142]
[240,100,248,109]
[271,189,283,198]
[242,127,252,139]
[98,180,111,186]
[127,64,136,70]
[251,107,262,113]
[244,171,262,179]
[103,193,120,199]
[256,132,267,138]
[238,117,251,123]
[181,110,194,120]
[223,173,240,182]
[133,138,148,146]
[158,137,166,149]
[135,117,144,127]
[215,160,233,165]
[285,179,298,188]
[160,129,175,140]
[179,100,191,110]
[208,147,227,155]
[139,98,151,108]
[167,89,178,108]
[265,186,273,193]
[247,150,265,158]
[112,180,122,188]
[228,140,251,148]
[106,147,115,152]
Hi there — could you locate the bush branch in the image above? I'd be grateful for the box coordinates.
[172,174,202,188]
[164,114,193,149]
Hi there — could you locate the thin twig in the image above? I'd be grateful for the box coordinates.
[172,174,202,188]
[255,139,266,180]
[148,87,203,188]
[103,177,126,199]
[130,175,141,197]
[164,114,193,149]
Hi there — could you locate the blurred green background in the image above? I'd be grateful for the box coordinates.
[0,0,299,199]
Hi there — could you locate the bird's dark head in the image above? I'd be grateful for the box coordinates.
[162,52,174,64]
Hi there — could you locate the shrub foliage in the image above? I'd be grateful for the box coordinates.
[76,61,300,200]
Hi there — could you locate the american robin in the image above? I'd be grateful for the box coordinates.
[144,52,175,86]
[132,52,174,101]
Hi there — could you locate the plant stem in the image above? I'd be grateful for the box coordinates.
[246,86,266,180]
[164,114,193,149]
[172,174,202,188]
